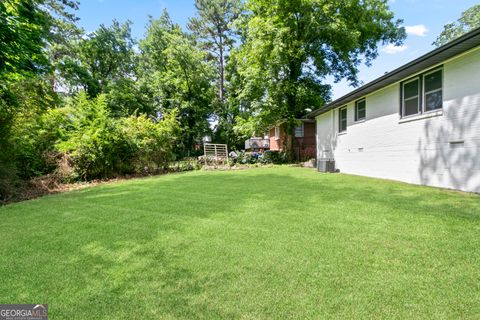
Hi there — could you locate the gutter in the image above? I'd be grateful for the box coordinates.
[306,27,480,118]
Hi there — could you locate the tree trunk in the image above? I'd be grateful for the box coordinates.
[284,58,301,162]
[219,33,225,102]
[283,121,296,162]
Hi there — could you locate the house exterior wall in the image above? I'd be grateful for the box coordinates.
[269,123,316,160]
[302,122,316,146]
[297,122,316,160]
[316,47,480,193]
[269,127,284,151]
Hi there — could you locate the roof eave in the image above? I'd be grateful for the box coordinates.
[307,27,480,119]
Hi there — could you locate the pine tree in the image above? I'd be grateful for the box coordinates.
[188,0,242,103]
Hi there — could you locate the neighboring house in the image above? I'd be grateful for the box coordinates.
[245,137,270,151]
[269,119,316,161]
[308,27,480,193]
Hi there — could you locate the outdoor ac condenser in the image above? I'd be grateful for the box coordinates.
[317,159,335,173]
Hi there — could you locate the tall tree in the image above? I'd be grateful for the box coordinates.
[0,0,78,197]
[433,4,480,47]
[188,0,242,103]
[235,0,405,159]
[57,20,136,98]
[188,0,243,147]
[139,11,216,153]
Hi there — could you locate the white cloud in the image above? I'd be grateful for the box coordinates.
[382,44,408,54]
[405,24,428,37]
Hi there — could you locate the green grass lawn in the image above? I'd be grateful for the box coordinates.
[1,167,480,319]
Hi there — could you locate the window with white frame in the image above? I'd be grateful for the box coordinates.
[355,99,366,121]
[339,107,347,132]
[401,67,443,117]
[294,123,304,137]
[274,126,280,139]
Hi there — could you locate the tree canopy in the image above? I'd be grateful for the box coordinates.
[56,20,136,98]
[233,0,405,157]
[433,4,480,47]
[140,11,216,152]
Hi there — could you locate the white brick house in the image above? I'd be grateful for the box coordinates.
[308,28,480,193]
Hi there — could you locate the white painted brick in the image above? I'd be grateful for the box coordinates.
[316,48,480,193]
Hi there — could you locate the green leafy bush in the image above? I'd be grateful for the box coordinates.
[57,93,122,179]
[235,151,257,164]
[262,150,287,164]
[120,110,180,174]
[57,92,181,180]
[12,105,70,178]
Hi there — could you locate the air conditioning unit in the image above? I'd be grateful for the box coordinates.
[317,159,335,173]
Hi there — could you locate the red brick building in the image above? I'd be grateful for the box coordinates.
[268,119,316,161]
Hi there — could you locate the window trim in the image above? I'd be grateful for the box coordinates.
[400,66,443,118]
[354,98,366,122]
[274,126,280,140]
[338,106,347,133]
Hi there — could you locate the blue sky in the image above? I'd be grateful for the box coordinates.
[77,0,478,100]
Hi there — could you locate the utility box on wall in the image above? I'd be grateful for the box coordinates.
[317,159,335,173]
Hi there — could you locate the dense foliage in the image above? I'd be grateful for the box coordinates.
[0,0,78,199]
[57,93,180,179]
[57,20,136,99]
[139,11,215,152]
[1,0,407,201]
[230,150,287,165]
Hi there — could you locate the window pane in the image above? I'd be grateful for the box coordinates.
[356,100,366,121]
[404,97,419,116]
[357,107,366,120]
[294,125,303,137]
[424,70,442,92]
[404,79,419,99]
[357,100,366,110]
[425,91,442,111]
[339,108,347,132]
